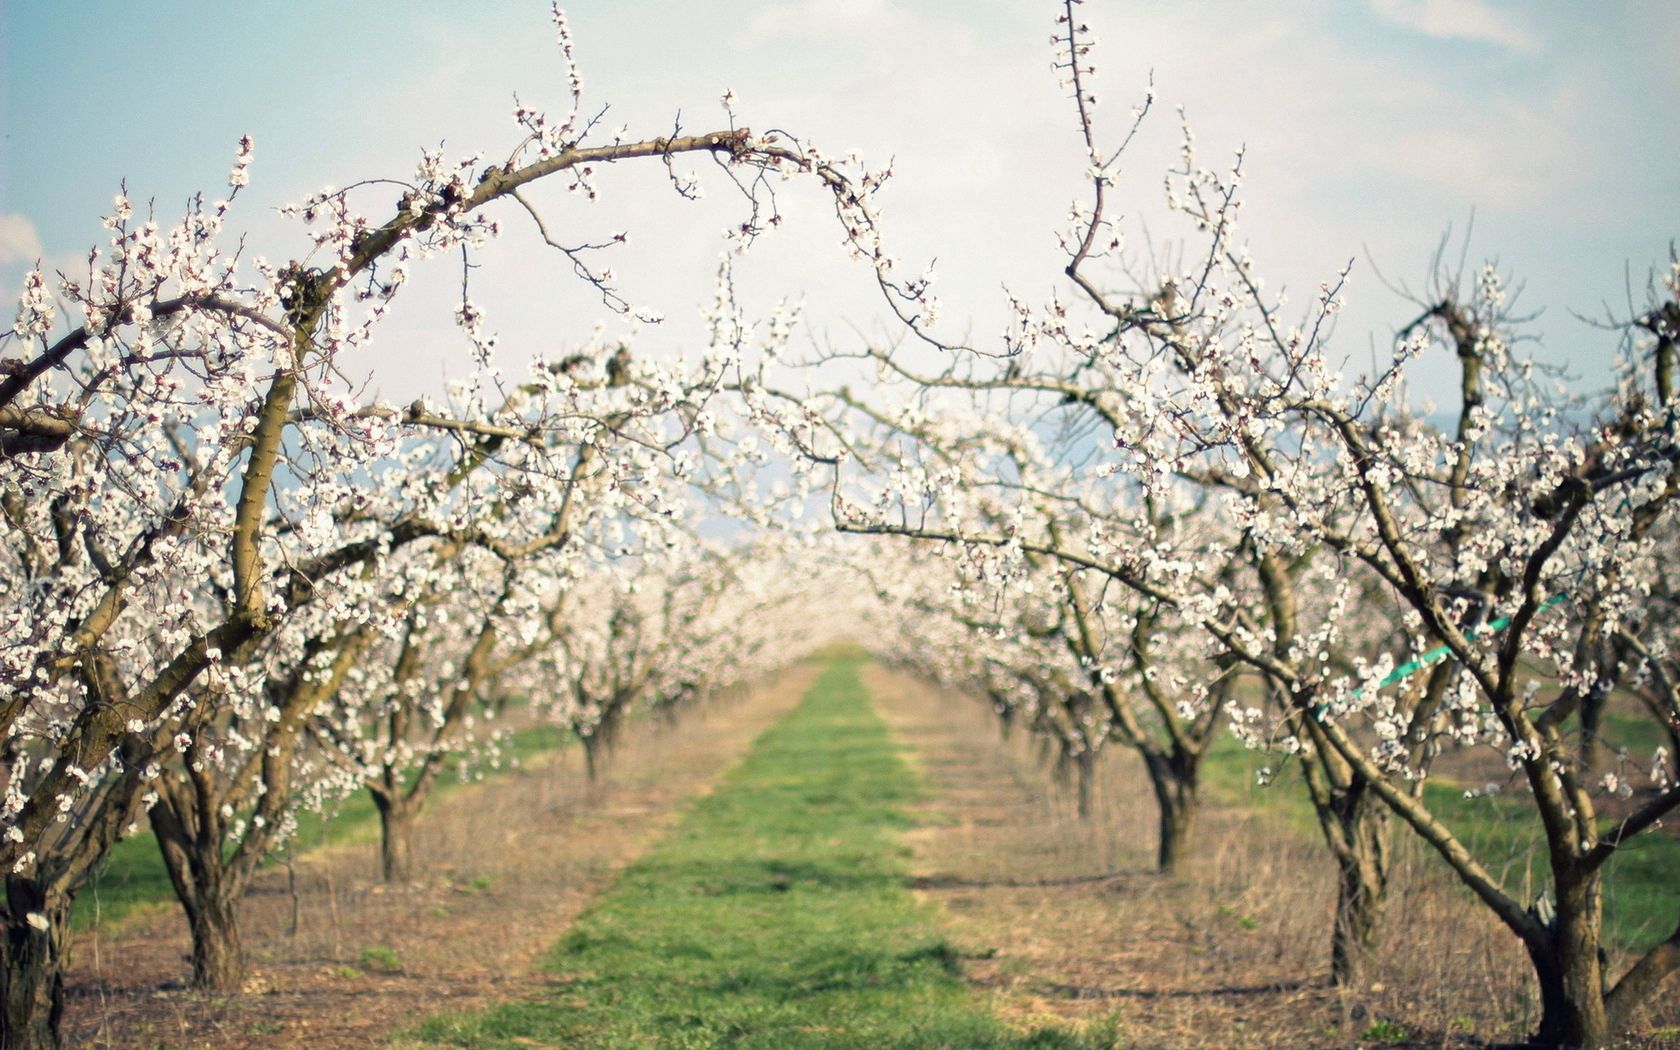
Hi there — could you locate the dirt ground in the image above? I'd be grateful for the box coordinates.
[864,664,1680,1050]
[60,661,1677,1049]
[61,666,814,1050]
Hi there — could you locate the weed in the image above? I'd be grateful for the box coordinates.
[1080,1008,1126,1049]
[1216,903,1260,930]
[359,944,402,973]
[1361,1018,1408,1043]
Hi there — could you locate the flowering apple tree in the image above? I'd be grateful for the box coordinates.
[0,11,901,1045]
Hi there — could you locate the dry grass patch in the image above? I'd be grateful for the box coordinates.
[60,669,814,1050]
[866,664,1680,1050]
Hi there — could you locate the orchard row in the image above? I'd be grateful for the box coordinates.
[4,5,1677,1049]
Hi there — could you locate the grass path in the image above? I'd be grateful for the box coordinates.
[402,656,1107,1049]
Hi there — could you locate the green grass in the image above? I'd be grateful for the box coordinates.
[1597,707,1673,759]
[403,657,1107,1050]
[74,719,567,932]
[1360,1018,1409,1043]
[1201,730,1680,953]
[360,944,404,973]
[1419,780,1680,954]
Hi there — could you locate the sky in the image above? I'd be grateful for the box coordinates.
[2,0,1676,404]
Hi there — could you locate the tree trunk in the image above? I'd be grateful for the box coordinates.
[187,890,244,994]
[372,791,417,883]
[1329,848,1386,988]
[1,877,69,1050]
[1075,749,1095,821]
[1579,688,1606,775]
[1142,749,1201,874]
[1154,789,1195,874]
[151,806,247,994]
[1529,873,1610,1049]
[1326,780,1391,989]
[582,735,601,783]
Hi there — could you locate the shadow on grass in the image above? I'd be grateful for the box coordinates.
[1038,976,1330,1001]
[906,869,1151,891]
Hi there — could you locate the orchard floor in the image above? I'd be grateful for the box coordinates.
[398,652,1104,1048]
[62,659,1680,1049]
[60,666,816,1050]
[865,665,1680,1050]
[867,664,1345,1049]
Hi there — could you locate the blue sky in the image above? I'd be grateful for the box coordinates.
[3,1,1675,402]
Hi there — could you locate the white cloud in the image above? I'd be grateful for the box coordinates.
[1359,80,1592,213]
[1369,0,1540,53]
[0,214,44,266]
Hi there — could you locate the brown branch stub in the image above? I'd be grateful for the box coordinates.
[0,406,78,458]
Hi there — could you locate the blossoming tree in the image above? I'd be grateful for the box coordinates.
[741,5,1680,1044]
[0,7,891,1043]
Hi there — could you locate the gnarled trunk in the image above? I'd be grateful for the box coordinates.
[1,878,69,1050]
[152,803,247,993]
[1323,777,1391,989]
[1,740,156,1047]
[1075,748,1095,821]
[1329,846,1387,988]
[582,734,603,783]
[1529,873,1609,1049]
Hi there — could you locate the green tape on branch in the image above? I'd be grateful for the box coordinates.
[1312,592,1568,721]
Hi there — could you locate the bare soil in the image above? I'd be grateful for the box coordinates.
[61,667,815,1050]
[61,662,1677,1049]
[864,664,1680,1050]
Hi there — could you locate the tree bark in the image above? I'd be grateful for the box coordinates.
[1529,871,1610,1049]
[187,889,244,994]
[1578,688,1606,774]
[1075,748,1095,821]
[1142,749,1200,874]
[373,791,418,883]
[151,799,247,993]
[1,878,69,1050]
[582,734,602,783]
[1324,779,1391,989]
